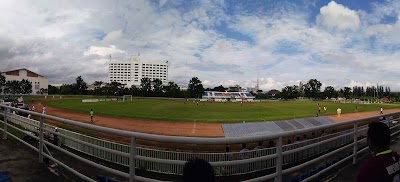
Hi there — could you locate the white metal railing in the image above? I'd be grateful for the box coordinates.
[4,112,367,176]
[0,105,399,182]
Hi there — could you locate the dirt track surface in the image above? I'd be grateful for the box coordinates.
[32,100,400,138]
[328,108,400,122]
[34,101,224,137]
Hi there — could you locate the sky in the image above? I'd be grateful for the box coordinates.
[1,0,400,91]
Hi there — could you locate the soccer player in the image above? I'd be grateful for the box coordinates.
[357,122,400,181]
[90,109,94,122]
[336,108,341,117]
[42,105,46,114]
[318,105,321,115]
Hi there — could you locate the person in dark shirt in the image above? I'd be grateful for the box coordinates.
[357,122,400,182]
[183,158,215,182]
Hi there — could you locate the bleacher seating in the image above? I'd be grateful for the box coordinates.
[96,175,119,182]
[0,172,10,182]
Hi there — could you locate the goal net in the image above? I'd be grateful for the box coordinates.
[122,95,133,102]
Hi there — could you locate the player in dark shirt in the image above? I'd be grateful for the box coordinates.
[357,122,400,182]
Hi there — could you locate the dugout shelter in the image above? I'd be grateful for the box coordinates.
[202,91,255,102]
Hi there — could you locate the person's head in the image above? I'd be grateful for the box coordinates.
[242,143,247,149]
[183,158,215,182]
[91,109,93,111]
[367,122,390,152]
[268,141,274,147]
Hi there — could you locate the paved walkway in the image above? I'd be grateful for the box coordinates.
[0,134,71,182]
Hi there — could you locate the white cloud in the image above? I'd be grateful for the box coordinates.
[221,80,240,86]
[316,1,360,31]
[345,80,377,89]
[102,30,123,44]
[1,0,400,91]
[83,45,125,57]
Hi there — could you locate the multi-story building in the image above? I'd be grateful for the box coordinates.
[1,68,48,95]
[108,56,168,87]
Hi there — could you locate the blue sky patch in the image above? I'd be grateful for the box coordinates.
[215,22,254,43]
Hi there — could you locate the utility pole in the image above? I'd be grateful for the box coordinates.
[256,71,260,91]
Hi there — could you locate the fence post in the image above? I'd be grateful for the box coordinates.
[276,136,283,182]
[3,108,7,139]
[39,116,44,163]
[353,122,358,164]
[129,137,136,182]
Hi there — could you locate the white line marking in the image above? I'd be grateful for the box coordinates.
[192,120,196,134]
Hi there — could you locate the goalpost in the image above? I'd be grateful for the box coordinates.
[122,95,133,102]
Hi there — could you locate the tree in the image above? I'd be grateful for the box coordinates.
[228,85,241,92]
[0,74,5,93]
[60,84,73,95]
[280,85,299,99]
[352,86,364,98]
[323,86,337,99]
[98,84,111,97]
[377,85,384,99]
[40,88,48,94]
[4,80,21,94]
[73,76,88,95]
[152,78,164,97]
[366,86,375,97]
[255,92,268,99]
[304,79,322,99]
[129,85,140,96]
[3,81,11,94]
[48,85,60,94]
[298,82,305,97]
[92,81,104,95]
[20,79,32,94]
[384,86,391,97]
[343,87,352,99]
[140,78,152,96]
[212,85,227,92]
[188,77,204,98]
[164,81,180,98]
[109,81,125,96]
[93,81,104,89]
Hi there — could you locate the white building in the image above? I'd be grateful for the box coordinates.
[1,68,48,95]
[108,56,168,87]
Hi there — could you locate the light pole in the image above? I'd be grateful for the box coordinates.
[376,83,379,102]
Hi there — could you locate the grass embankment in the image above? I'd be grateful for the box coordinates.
[46,99,400,123]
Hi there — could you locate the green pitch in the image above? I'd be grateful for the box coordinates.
[45,99,400,123]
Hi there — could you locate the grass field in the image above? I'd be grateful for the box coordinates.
[45,98,400,123]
